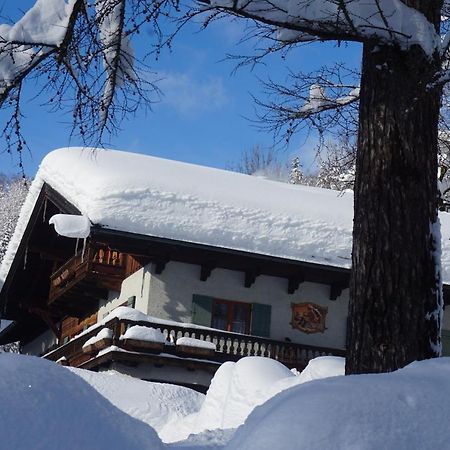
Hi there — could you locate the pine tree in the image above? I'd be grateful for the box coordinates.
[289,157,303,184]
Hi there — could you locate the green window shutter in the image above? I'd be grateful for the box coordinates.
[251,303,272,337]
[192,295,213,327]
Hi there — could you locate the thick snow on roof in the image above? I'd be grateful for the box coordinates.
[3,146,450,286]
[7,147,353,270]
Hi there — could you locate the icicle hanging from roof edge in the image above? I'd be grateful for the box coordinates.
[140,265,146,298]
[75,238,79,256]
[42,198,47,223]
[23,245,28,270]
[81,237,87,263]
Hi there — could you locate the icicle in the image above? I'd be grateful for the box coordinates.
[23,245,28,270]
[42,198,47,222]
[81,237,87,263]
[140,265,146,298]
[75,238,79,256]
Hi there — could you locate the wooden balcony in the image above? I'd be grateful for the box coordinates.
[44,316,346,374]
[48,246,127,317]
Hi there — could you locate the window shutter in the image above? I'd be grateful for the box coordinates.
[192,295,213,327]
[251,303,272,337]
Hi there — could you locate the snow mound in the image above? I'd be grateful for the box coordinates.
[162,356,302,442]
[226,357,450,450]
[0,353,163,450]
[177,337,216,350]
[120,325,166,343]
[82,327,112,348]
[296,355,345,383]
[69,367,204,433]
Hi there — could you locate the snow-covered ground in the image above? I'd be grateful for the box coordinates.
[2,353,450,449]
[0,353,163,450]
[68,367,204,434]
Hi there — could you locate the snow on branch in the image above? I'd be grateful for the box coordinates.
[0,0,165,155]
[253,64,360,144]
[300,83,359,114]
[202,0,440,55]
[0,0,78,103]
[96,0,135,128]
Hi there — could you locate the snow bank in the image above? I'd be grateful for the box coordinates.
[176,337,216,350]
[162,356,342,443]
[226,357,450,450]
[295,355,345,383]
[69,367,204,433]
[120,325,166,343]
[0,353,163,450]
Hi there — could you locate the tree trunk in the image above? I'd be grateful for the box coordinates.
[345,36,443,374]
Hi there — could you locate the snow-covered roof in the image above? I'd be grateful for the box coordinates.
[3,147,450,286]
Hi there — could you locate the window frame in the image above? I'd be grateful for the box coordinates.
[211,298,252,334]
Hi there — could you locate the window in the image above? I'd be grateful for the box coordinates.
[191,294,272,337]
[211,299,251,334]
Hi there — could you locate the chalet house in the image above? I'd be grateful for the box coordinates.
[1,147,450,391]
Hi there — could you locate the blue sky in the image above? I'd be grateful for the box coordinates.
[0,2,361,177]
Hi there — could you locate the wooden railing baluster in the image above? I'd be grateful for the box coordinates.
[44,316,345,371]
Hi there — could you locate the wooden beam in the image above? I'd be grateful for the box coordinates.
[200,264,215,281]
[244,269,260,288]
[287,275,305,294]
[26,306,60,337]
[154,258,169,275]
[28,245,67,262]
[329,284,347,301]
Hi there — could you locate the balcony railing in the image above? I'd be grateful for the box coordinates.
[45,316,345,370]
[48,245,126,306]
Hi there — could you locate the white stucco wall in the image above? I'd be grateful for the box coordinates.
[22,329,58,356]
[94,260,348,349]
[146,261,349,350]
[97,266,152,319]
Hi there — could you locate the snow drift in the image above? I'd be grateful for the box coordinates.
[161,356,344,442]
[69,367,204,433]
[0,353,163,450]
[226,357,450,450]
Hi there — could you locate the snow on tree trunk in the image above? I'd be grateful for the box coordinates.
[346,36,442,374]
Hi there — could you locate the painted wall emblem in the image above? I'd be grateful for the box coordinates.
[291,302,328,334]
